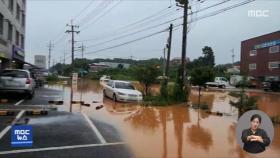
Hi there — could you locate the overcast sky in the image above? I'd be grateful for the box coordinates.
[25,0,280,65]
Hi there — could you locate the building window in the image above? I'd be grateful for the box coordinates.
[249,63,256,70]
[8,0,14,13]
[0,13,3,35]
[8,22,13,41]
[269,45,279,53]
[16,3,20,21]
[21,13,25,27]
[268,61,280,69]
[16,30,19,46]
[249,50,257,56]
[21,34,24,49]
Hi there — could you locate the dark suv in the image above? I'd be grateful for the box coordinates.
[262,81,280,92]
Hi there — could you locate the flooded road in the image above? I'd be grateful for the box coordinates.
[47,80,280,158]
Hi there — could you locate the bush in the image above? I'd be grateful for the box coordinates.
[200,103,209,110]
[271,115,280,124]
[46,74,59,82]
[230,94,258,118]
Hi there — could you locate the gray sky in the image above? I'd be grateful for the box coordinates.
[25,0,280,65]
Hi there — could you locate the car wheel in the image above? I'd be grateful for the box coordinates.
[27,90,34,99]
[113,94,118,102]
[219,85,225,89]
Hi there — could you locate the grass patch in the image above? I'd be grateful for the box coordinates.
[228,91,241,98]
[142,94,187,106]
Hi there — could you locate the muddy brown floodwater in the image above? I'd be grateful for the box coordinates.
[47,80,280,158]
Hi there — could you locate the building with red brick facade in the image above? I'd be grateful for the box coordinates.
[240,31,280,82]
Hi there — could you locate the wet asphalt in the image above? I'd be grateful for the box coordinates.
[0,86,133,158]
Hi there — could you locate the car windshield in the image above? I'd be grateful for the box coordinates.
[115,82,135,90]
[0,70,28,78]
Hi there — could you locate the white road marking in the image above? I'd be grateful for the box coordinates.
[0,110,25,140]
[14,110,25,121]
[0,142,126,155]
[14,99,25,106]
[82,112,107,144]
[0,126,11,140]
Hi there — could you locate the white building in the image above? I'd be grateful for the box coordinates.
[34,55,46,69]
[0,0,26,70]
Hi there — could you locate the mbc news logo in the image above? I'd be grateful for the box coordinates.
[248,10,269,17]
[11,125,33,147]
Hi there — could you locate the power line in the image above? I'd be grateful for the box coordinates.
[52,0,103,46]
[77,0,113,27]
[72,0,96,21]
[78,0,233,49]
[79,1,207,42]
[79,4,176,42]
[82,27,175,56]
[64,0,255,61]
[64,27,171,60]
[191,0,255,23]
[76,0,256,57]
[85,16,183,48]
[80,0,123,31]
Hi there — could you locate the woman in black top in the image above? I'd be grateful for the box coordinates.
[241,114,271,153]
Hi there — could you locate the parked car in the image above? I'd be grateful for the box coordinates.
[103,80,143,102]
[205,77,230,88]
[0,69,36,99]
[230,75,257,88]
[262,81,280,92]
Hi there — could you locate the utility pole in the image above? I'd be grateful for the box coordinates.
[52,59,55,72]
[165,23,173,77]
[66,20,80,113]
[66,20,80,71]
[177,0,189,90]
[231,49,235,67]
[163,47,166,76]
[63,52,66,65]
[47,41,54,73]
[78,43,85,59]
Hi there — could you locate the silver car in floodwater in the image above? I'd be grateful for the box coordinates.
[0,69,35,99]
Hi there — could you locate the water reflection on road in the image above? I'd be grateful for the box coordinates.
[47,80,280,158]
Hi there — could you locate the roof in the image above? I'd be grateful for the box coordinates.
[242,30,280,43]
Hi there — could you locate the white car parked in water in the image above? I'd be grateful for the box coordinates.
[103,80,143,102]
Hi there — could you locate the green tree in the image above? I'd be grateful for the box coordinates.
[230,76,258,118]
[134,64,160,96]
[173,66,188,102]
[117,64,124,69]
[202,46,215,68]
[190,66,215,107]
[187,46,215,71]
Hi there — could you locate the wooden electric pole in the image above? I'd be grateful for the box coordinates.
[66,20,80,113]
[165,23,173,77]
[47,41,54,73]
[177,0,189,90]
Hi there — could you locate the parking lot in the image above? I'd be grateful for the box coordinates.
[0,86,133,158]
